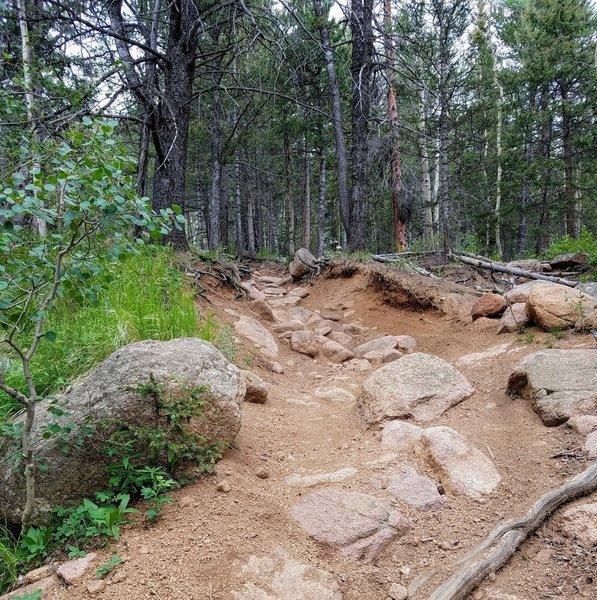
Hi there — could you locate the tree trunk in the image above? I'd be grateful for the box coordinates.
[349,0,375,251]
[385,0,408,251]
[318,148,326,257]
[284,130,295,255]
[418,82,433,244]
[303,144,311,250]
[208,72,223,250]
[536,87,553,254]
[234,158,243,259]
[561,85,576,238]
[492,49,504,259]
[313,0,350,236]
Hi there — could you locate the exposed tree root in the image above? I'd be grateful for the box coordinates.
[409,460,597,600]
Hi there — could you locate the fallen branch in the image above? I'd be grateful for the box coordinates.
[450,254,578,288]
[409,460,597,600]
[371,254,440,279]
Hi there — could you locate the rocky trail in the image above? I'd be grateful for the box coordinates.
[11,263,596,600]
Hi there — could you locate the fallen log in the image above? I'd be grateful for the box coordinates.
[450,253,578,288]
[409,460,597,600]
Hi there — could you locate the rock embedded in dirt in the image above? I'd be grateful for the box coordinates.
[344,358,372,371]
[363,348,403,364]
[284,467,357,488]
[232,547,342,600]
[471,293,507,321]
[560,503,597,548]
[289,287,310,298]
[57,552,97,584]
[358,353,474,426]
[268,295,303,308]
[527,283,596,330]
[256,275,284,285]
[86,580,107,595]
[314,387,356,403]
[263,286,286,296]
[507,349,597,426]
[395,335,417,353]
[372,464,445,510]
[291,488,410,561]
[271,320,305,333]
[421,426,501,499]
[289,247,317,279]
[320,308,343,321]
[321,339,354,363]
[290,330,319,357]
[567,415,597,435]
[381,420,424,453]
[354,335,401,357]
[584,431,597,458]
[217,480,232,493]
[0,339,244,524]
[497,303,530,334]
[241,281,265,300]
[250,297,275,322]
[577,282,597,298]
[388,582,408,600]
[270,361,285,374]
[328,330,354,349]
[456,343,512,367]
[1,576,61,599]
[234,315,279,358]
[241,370,268,404]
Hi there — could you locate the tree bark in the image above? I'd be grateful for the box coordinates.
[561,85,576,238]
[418,82,433,244]
[313,0,350,236]
[318,148,326,257]
[302,143,311,250]
[349,0,375,251]
[284,130,295,255]
[385,0,408,251]
[208,72,223,250]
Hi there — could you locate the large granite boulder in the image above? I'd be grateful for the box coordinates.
[358,353,474,426]
[527,283,596,330]
[0,339,245,524]
[507,349,597,426]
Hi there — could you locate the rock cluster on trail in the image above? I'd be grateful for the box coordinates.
[0,339,245,524]
[291,488,410,561]
[473,280,596,333]
[507,349,597,426]
[358,353,474,426]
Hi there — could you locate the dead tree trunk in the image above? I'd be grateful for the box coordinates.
[318,148,326,257]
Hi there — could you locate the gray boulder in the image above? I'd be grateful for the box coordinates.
[0,339,245,524]
[289,248,317,279]
[507,349,597,426]
[358,353,474,426]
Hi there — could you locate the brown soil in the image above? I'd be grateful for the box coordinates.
[46,263,596,600]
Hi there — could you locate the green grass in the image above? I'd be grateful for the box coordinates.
[0,247,202,419]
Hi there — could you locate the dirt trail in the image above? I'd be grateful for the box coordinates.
[49,267,595,600]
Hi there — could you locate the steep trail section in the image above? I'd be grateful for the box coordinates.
[46,265,595,600]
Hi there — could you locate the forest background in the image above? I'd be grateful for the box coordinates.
[1,0,596,260]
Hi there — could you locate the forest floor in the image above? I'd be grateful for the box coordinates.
[47,262,595,600]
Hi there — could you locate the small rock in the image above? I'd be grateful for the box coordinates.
[584,431,597,458]
[328,331,354,349]
[57,553,97,584]
[263,286,286,296]
[250,298,275,322]
[395,335,417,353]
[234,316,279,358]
[344,358,372,371]
[270,361,285,374]
[389,582,408,600]
[381,420,424,453]
[242,370,269,404]
[472,591,483,600]
[314,387,356,403]
[471,293,507,321]
[290,330,319,357]
[289,287,310,298]
[111,570,128,584]
[321,340,354,363]
[372,464,444,510]
[21,565,53,585]
[567,415,597,435]
[179,495,195,508]
[321,308,343,321]
[284,467,357,488]
[354,336,400,357]
[217,480,231,493]
[255,468,269,479]
[497,303,530,334]
[86,580,106,594]
[561,503,597,548]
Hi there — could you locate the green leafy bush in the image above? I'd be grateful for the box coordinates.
[543,229,597,264]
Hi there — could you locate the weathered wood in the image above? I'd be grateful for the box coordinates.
[410,460,597,600]
[371,255,439,279]
[450,253,578,287]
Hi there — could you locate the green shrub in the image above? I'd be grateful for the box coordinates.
[543,228,597,267]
